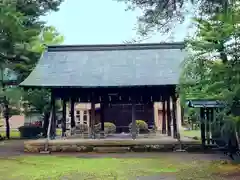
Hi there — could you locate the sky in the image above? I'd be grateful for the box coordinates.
[42,0,192,45]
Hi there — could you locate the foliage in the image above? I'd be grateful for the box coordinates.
[0,0,64,82]
[8,107,21,116]
[18,125,43,138]
[0,1,64,110]
[116,0,235,40]
[0,0,64,138]
[104,122,116,134]
[22,89,61,114]
[0,1,30,66]
[181,6,239,106]
[179,4,240,142]
[129,120,148,133]
[94,122,116,134]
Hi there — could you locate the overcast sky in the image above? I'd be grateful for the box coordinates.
[42,0,193,45]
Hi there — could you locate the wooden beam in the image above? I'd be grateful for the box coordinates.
[61,98,67,137]
[166,96,172,136]
[53,86,173,104]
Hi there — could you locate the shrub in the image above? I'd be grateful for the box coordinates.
[93,122,116,134]
[104,122,116,134]
[129,120,148,133]
[18,125,43,138]
[76,123,89,133]
[192,136,199,140]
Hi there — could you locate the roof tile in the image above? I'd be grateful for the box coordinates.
[20,43,186,87]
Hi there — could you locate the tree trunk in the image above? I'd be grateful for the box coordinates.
[4,97,10,139]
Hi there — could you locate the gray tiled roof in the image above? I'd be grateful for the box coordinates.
[20,43,186,87]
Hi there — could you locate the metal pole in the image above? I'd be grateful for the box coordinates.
[40,107,52,154]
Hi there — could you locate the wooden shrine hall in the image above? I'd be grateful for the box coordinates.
[20,42,186,139]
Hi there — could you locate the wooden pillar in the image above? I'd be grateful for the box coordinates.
[100,103,105,137]
[61,98,67,137]
[172,95,178,139]
[152,103,155,129]
[131,101,137,139]
[166,96,172,136]
[90,94,96,138]
[210,108,214,144]
[162,100,166,134]
[206,108,210,145]
[200,108,206,148]
[50,90,56,138]
[70,97,75,128]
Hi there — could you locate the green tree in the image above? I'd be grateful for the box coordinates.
[0,0,64,138]
[180,5,240,139]
[116,0,235,39]
[22,25,64,137]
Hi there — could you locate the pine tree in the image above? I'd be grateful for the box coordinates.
[180,5,240,137]
[0,0,64,138]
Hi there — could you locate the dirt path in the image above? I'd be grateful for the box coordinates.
[0,140,25,157]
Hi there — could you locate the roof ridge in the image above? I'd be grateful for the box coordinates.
[47,42,185,52]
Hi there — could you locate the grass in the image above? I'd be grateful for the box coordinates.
[181,129,201,138]
[0,128,62,139]
[0,156,222,180]
[0,156,178,180]
[0,129,20,139]
[0,155,239,180]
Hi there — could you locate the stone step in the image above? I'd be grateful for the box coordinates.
[94,147,130,153]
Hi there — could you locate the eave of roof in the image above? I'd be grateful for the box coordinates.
[47,42,185,52]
